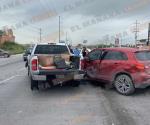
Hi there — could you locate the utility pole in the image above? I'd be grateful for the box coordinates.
[147,23,150,45]
[39,28,42,43]
[66,31,68,44]
[120,36,122,47]
[133,20,140,46]
[59,16,60,43]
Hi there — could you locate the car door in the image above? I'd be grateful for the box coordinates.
[84,49,102,79]
[99,50,128,81]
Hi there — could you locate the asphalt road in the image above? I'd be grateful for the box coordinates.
[0,55,150,125]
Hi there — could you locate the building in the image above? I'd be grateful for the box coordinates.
[0,28,15,45]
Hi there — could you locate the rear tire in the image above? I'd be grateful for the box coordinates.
[31,77,39,90]
[114,74,135,95]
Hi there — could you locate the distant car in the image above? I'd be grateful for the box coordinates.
[0,49,10,58]
[23,47,33,61]
[82,47,150,95]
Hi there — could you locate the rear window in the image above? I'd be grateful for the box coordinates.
[135,51,150,61]
[34,45,69,54]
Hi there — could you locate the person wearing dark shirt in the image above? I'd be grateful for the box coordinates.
[82,47,87,57]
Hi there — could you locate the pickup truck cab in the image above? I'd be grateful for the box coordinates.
[28,43,84,90]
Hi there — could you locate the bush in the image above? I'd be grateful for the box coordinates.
[0,41,25,54]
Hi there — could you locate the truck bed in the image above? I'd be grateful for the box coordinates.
[37,54,80,70]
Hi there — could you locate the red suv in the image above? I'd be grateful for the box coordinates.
[82,47,150,95]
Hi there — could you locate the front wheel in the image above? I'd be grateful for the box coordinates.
[31,77,39,90]
[114,74,135,95]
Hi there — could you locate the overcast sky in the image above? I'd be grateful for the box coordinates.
[0,0,150,45]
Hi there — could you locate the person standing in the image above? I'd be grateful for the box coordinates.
[82,47,88,57]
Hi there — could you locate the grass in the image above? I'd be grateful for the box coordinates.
[0,41,26,54]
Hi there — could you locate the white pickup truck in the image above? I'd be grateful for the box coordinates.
[27,43,85,90]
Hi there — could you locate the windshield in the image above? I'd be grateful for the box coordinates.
[34,45,69,54]
[135,51,150,61]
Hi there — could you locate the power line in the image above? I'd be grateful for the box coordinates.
[25,26,42,42]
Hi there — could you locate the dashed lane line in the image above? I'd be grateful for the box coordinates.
[0,75,24,85]
[18,67,26,71]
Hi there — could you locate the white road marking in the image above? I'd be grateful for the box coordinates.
[17,110,23,114]
[0,75,24,85]
[18,67,26,71]
[0,76,16,85]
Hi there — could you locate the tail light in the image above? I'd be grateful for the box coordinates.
[135,63,145,70]
[32,59,38,71]
[80,59,85,70]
